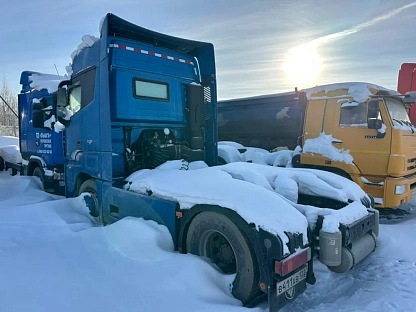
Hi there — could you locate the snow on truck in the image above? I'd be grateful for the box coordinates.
[0,14,379,311]
[218,83,416,210]
[2,13,316,311]
[217,142,378,272]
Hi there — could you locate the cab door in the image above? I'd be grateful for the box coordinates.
[329,99,391,176]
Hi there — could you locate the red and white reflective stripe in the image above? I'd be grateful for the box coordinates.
[110,43,194,66]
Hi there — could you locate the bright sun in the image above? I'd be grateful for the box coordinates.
[283,44,322,86]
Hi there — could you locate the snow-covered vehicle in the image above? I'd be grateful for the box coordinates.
[20,13,318,311]
[218,142,379,273]
[0,136,21,173]
[6,13,380,312]
[218,84,416,209]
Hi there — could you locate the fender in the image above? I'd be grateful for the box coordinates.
[27,157,45,175]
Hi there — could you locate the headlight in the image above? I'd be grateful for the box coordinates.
[395,185,405,195]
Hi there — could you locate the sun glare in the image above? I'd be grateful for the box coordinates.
[283,44,322,87]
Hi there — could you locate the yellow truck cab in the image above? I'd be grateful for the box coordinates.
[300,83,416,208]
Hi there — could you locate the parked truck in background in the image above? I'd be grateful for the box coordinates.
[218,83,416,209]
[19,13,319,311]
[1,72,66,194]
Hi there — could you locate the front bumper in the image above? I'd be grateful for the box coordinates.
[363,174,416,208]
[43,171,65,195]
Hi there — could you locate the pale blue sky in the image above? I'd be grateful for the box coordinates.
[1,0,416,100]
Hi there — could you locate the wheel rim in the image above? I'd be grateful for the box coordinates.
[199,230,237,274]
[84,187,99,217]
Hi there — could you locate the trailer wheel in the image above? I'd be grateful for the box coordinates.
[78,179,100,219]
[32,167,45,186]
[186,211,260,305]
[0,156,4,171]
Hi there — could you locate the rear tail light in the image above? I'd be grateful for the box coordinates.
[275,248,311,276]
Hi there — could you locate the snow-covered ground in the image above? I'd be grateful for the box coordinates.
[1,169,415,312]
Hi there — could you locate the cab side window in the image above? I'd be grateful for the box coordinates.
[68,67,96,117]
[340,102,367,125]
[69,86,82,115]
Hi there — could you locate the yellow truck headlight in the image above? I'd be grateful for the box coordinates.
[395,185,405,195]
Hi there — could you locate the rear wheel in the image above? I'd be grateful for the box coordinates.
[0,156,4,171]
[78,179,101,219]
[186,211,260,305]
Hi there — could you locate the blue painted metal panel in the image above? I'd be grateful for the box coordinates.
[110,67,188,122]
[102,182,178,243]
[110,39,198,79]
[218,92,304,150]
[72,42,101,76]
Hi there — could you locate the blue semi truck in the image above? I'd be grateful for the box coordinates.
[11,13,318,311]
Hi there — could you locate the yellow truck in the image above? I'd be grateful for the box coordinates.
[218,82,416,209]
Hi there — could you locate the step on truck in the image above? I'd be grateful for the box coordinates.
[26,13,318,311]
[218,83,416,209]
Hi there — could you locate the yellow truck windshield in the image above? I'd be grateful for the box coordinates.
[385,97,411,125]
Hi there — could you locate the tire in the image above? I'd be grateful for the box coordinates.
[0,156,4,171]
[32,167,45,185]
[186,211,260,305]
[291,154,301,168]
[78,179,100,219]
[218,157,228,165]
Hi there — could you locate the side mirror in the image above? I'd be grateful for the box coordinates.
[368,118,383,130]
[32,101,43,111]
[32,110,45,128]
[57,87,68,107]
[56,106,70,127]
[367,100,380,119]
[32,98,46,129]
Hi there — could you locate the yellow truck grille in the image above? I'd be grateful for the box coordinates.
[407,157,416,171]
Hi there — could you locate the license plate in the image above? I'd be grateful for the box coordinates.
[276,266,308,296]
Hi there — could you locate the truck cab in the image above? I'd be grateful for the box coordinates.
[54,14,217,200]
[301,84,416,208]
[18,72,65,194]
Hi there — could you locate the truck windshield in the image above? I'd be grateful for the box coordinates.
[385,97,412,126]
